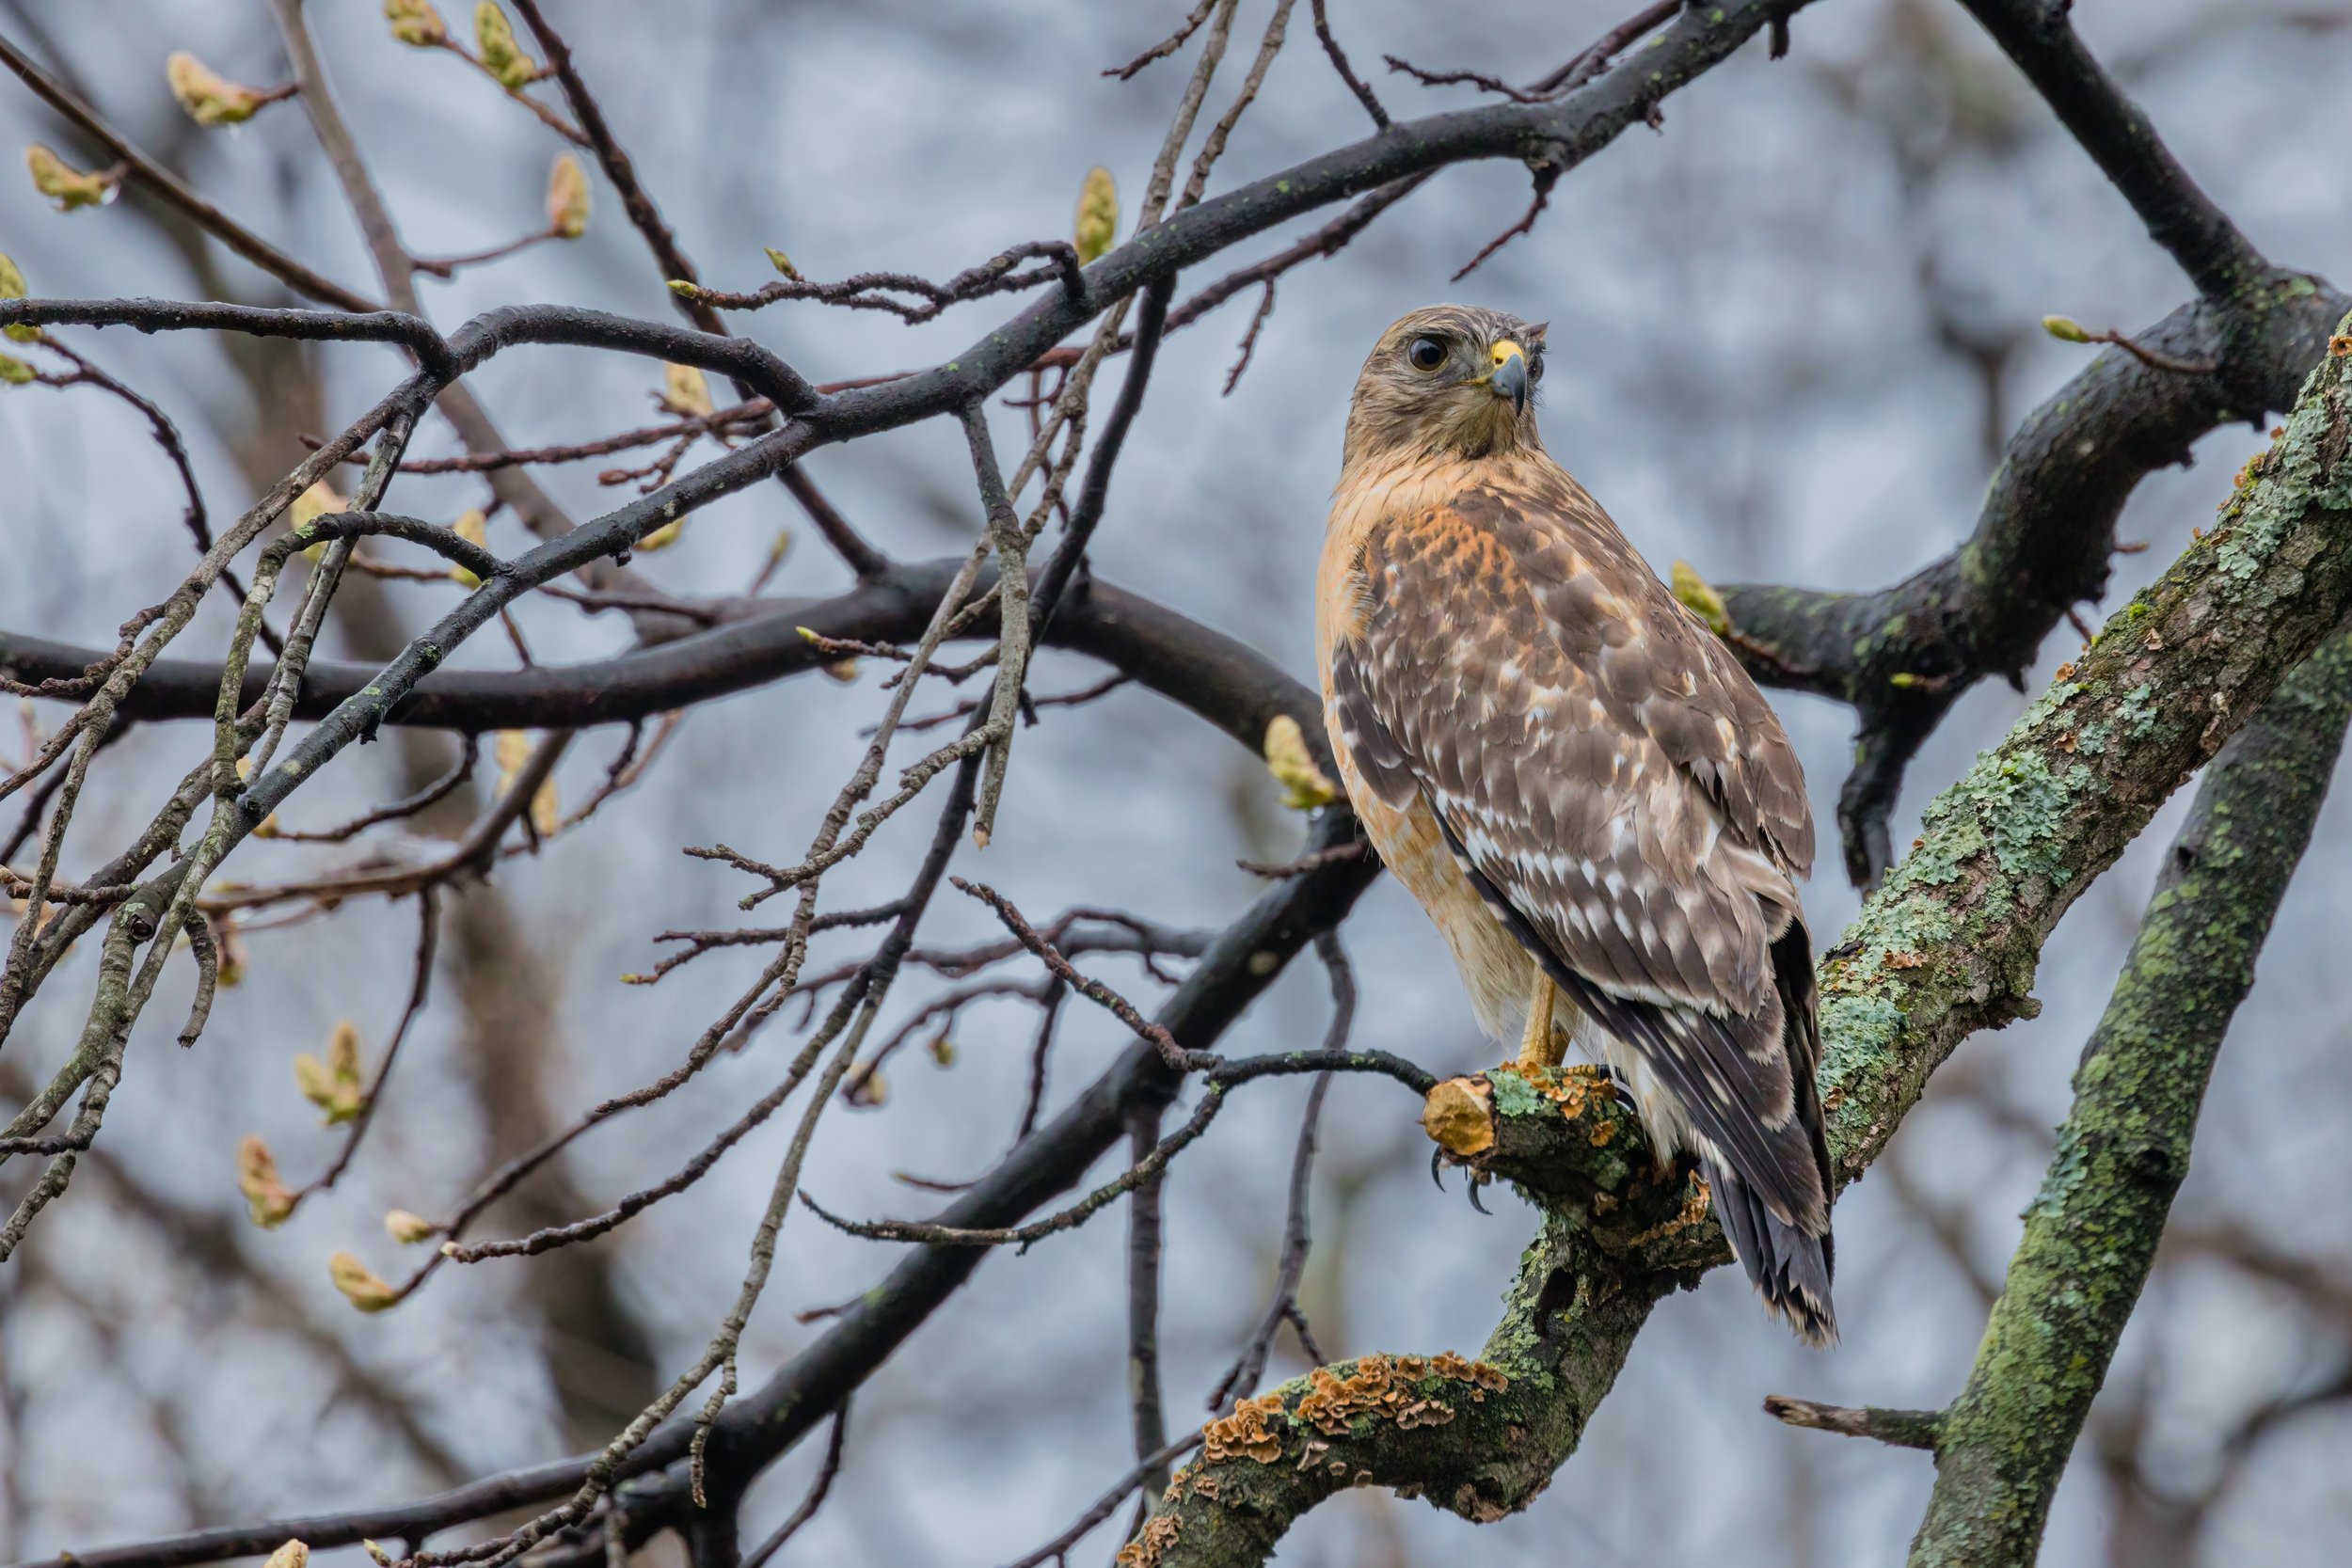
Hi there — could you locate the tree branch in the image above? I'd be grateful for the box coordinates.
[1713,278,2345,883]
[1954,0,2268,301]
[1692,0,2339,885]
[0,562,1333,768]
[1908,626,2352,1560]
[1763,1396,1942,1451]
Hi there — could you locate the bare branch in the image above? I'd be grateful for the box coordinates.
[1762,1396,1942,1451]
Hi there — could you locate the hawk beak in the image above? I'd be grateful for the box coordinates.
[1487,341,1529,415]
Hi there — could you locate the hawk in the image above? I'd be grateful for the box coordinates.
[1315,305,1836,1343]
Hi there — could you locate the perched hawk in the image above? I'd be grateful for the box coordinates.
[1315,305,1835,1343]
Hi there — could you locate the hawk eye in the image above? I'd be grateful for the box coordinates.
[1406,336,1446,372]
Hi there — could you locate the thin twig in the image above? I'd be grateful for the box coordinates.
[1105,0,1220,80]
[1309,0,1390,129]
[1004,1434,1205,1568]
[1126,1098,1172,1507]
[1763,1395,1943,1451]
[739,1401,850,1568]
[293,892,440,1201]
[953,879,1188,1069]
[1206,934,1350,1408]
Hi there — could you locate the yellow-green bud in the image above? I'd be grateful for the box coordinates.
[25,144,119,212]
[764,246,802,280]
[384,0,448,47]
[290,480,346,528]
[2041,314,2091,344]
[328,1250,399,1313]
[1669,561,1730,638]
[1073,166,1118,263]
[493,729,532,795]
[547,152,590,239]
[294,1019,368,1125]
[1263,714,1338,811]
[384,1209,438,1245]
[167,52,267,128]
[662,362,713,418]
[0,355,32,386]
[291,481,345,562]
[474,2,537,87]
[450,508,487,587]
[237,1135,297,1227]
[530,775,561,840]
[0,252,37,343]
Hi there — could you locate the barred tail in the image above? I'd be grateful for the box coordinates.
[1707,1153,1837,1346]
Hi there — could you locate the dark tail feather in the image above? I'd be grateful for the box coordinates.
[1706,1155,1837,1347]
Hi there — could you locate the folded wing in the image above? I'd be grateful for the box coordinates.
[1329,481,1831,1259]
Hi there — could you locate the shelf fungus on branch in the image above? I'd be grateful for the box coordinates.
[1135,1066,1739,1562]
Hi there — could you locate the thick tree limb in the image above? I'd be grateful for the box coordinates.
[1129,312,2352,1566]
[1955,0,2268,301]
[1701,0,2333,885]
[1716,280,2344,884]
[1907,626,2352,1559]
[1816,320,2352,1177]
[0,562,1319,762]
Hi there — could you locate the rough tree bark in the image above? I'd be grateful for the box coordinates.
[1909,583,2352,1553]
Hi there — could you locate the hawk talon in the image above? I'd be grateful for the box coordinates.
[1466,1176,1491,1216]
[1429,1144,1448,1192]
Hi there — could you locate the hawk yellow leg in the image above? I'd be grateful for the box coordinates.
[1515,972,1568,1075]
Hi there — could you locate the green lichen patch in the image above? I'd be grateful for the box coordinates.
[1980,752,2089,879]
[1818,994,1902,1086]
[1487,1068,1545,1119]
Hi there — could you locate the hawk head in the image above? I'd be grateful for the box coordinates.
[1342,305,1549,468]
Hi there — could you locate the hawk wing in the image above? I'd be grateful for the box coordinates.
[1330,478,1829,1239]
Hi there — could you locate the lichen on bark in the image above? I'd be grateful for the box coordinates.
[1907,619,2352,1565]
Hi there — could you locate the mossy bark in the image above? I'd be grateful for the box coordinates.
[1142,322,2352,1567]
[1908,617,2352,1564]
